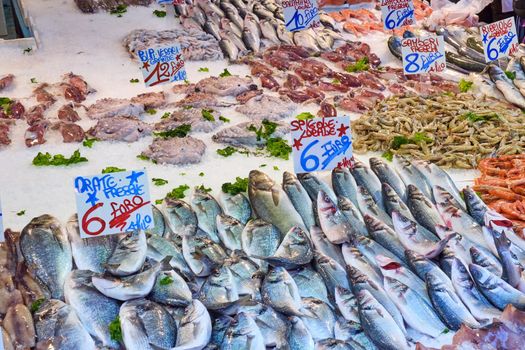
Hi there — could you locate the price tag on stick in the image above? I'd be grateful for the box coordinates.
[401,35,446,75]
[480,17,519,62]
[283,0,321,32]
[291,116,354,174]
[381,0,415,30]
[138,44,187,87]
[74,170,154,238]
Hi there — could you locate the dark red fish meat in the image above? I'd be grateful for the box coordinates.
[320,51,345,62]
[25,121,48,147]
[283,74,303,90]
[0,74,14,91]
[0,121,11,145]
[58,104,80,122]
[25,105,46,126]
[250,61,273,77]
[260,75,280,91]
[318,101,337,118]
[55,122,85,143]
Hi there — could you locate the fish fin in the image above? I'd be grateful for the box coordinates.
[271,187,281,206]
[159,256,173,271]
[149,343,167,350]
[424,233,457,259]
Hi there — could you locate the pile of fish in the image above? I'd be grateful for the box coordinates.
[74,0,152,13]
[2,156,525,349]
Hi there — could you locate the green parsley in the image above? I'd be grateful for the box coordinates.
[219,69,232,77]
[32,150,88,166]
[154,124,191,138]
[198,67,209,72]
[83,138,97,148]
[273,166,279,170]
[16,210,25,216]
[159,276,173,285]
[411,132,433,143]
[266,138,292,160]
[161,112,171,119]
[102,167,126,174]
[30,78,37,84]
[184,79,190,85]
[146,109,157,115]
[166,185,190,199]
[182,105,193,110]
[382,150,394,162]
[217,146,238,157]
[332,78,341,84]
[344,57,369,73]
[458,79,473,93]
[0,97,12,115]
[137,154,150,161]
[153,10,167,17]
[109,316,123,342]
[30,298,45,313]
[129,78,139,83]
[505,71,517,80]
[260,164,267,167]
[23,48,32,54]
[219,116,230,123]
[199,172,204,177]
[179,172,186,176]
[440,328,450,335]
[391,132,433,150]
[202,109,215,121]
[462,112,499,123]
[110,4,127,16]
[152,178,168,186]
[155,199,163,205]
[197,184,212,193]
[296,112,315,120]
[222,177,248,196]
[248,119,278,141]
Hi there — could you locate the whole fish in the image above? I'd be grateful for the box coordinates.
[260,19,280,44]
[149,270,192,307]
[405,250,454,290]
[225,8,244,31]
[370,157,406,201]
[388,35,402,59]
[348,266,406,333]
[470,245,503,277]
[188,5,206,26]
[335,287,359,323]
[463,186,489,226]
[261,266,304,316]
[492,228,525,292]
[314,250,350,296]
[356,186,393,228]
[489,64,525,108]
[300,298,336,341]
[331,167,358,207]
[244,13,262,37]
[120,299,177,350]
[106,231,147,277]
[287,316,315,350]
[240,303,288,348]
[426,271,480,330]
[66,214,118,273]
[220,38,240,60]
[210,316,234,346]
[351,160,384,209]
[445,51,487,72]
[221,312,265,350]
[406,184,444,235]
[364,214,406,261]
[298,172,337,203]
[334,319,377,350]
[356,290,409,350]
[192,188,223,243]
[384,276,446,338]
[241,219,281,272]
[315,338,355,350]
[450,258,501,323]
[248,170,306,235]
[256,226,312,269]
[183,230,225,277]
[220,17,242,38]
[283,171,316,230]
[3,304,35,350]
[293,29,320,52]
[253,2,274,19]
[276,23,295,45]
[435,228,472,267]
[392,155,433,199]
[337,196,368,238]
[310,226,346,267]
[203,17,222,41]
[317,191,353,244]
[64,270,120,348]
[197,0,225,17]
[342,244,383,286]
[163,198,197,238]
[20,215,72,300]
[485,209,525,252]
[172,300,212,350]
[216,214,244,251]
[225,254,262,300]
[432,185,465,212]
[290,266,332,307]
[34,299,96,350]
[242,28,261,53]
[92,256,172,301]
[147,234,193,280]
[382,183,413,220]
[147,205,170,237]
[219,192,252,225]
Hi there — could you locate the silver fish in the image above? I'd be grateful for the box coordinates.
[220,38,240,60]
[225,9,244,31]
[405,250,454,290]
[242,28,261,53]
[293,29,320,52]
[335,287,359,323]
[240,304,287,348]
[163,198,197,238]
[283,171,316,230]
[221,312,265,349]
[216,214,244,251]
[470,245,503,277]
[225,254,262,300]
[488,64,525,109]
[220,18,242,38]
[260,19,280,44]
[406,184,444,235]
[3,304,35,350]
[334,319,377,350]
[314,250,350,296]
[147,234,193,280]
[463,186,489,226]
[148,205,171,237]
[204,17,222,41]
[298,172,337,204]
[66,214,118,273]
[34,299,96,350]
[188,5,206,26]
[342,244,383,286]
[450,258,501,323]
[289,266,332,307]
[172,300,212,350]
[354,235,408,268]
[393,155,433,200]
[253,2,275,19]
[120,299,177,350]
[370,157,407,201]
[199,265,239,310]
[287,316,314,350]
[248,170,306,235]
[351,160,384,210]
[261,266,304,316]
[197,0,225,17]
[244,13,262,37]
[492,229,525,292]
[192,188,223,243]
[219,192,252,225]
[64,270,120,348]
[149,270,192,307]
[384,276,446,338]
[315,338,355,350]
[276,22,294,45]
[426,271,480,330]
[241,219,281,272]
[310,226,346,267]
[20,215,72,300]
[337,196,368,238]
[364,214,406,261]
[183,230,225,277]
[332,167,358,207]
[106,231,147,277]
[210,316,233,346]
[300,298,335,341]
[356,289,409,350]
[381,183,413,220]
[485,209,525,252]
[432,185,464,212]
[257,226,312,269]
[356,186,393,228]
[317,190,353,244]
[92,256,172,301]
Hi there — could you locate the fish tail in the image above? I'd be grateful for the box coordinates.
[160,256,173,271]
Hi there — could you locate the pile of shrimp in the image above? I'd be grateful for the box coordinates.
[328,0,432,37]
[474,154,525,234]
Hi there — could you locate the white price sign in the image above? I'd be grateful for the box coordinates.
[381,0,415,30]
[291,116,354,173]
[401,35,446,75]
[74,170,154,238]
[283,0,321,32]
[480,17,519,62]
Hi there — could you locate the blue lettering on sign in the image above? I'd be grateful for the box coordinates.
[127,213,152,231]
[421,52,444,71]
[385,7,414,30]
[75,172,146,207]
[285,7,318,32]
[320,135,352,170]
[137,46,181,65]
[396,8,414,27]
[498,32,516,54]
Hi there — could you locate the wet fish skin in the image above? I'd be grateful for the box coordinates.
[210,316,233,346]
[241,219,281,272]
[470,245,503,277]
[106,231,147,277]
[260,18,280,44]
[219,192,252,225]
[290,266,332,307]
[334,318,377,349]
[163,198,197,238]
[192,188,223,243]
[216,214,244,251]
[300,297,335,341]
[405,250,454,290]
[381,183,413,220]
[489,64,525,108]
[298,172,337,203]
[219,38,240,60]
[147,234,193,280]
[356,289,409,350]
[331,167,358,207]
[149,270,192,307]
[364,214,406,261]
[342,243,383,286]
[463,186,489,226]
[174,299,212,350]
[282,171,316,230]
[183,230,222,277]
[354,235,408,269]
[337,196,368,238]
[355,186,393,228]
[426,271,480,330]
[335,287,359,323]
[261,266,304,316]
[258,226,313,269]
[20,214,73,300]
[314,250,350,297]
[242,28,261,53]
[225,253,262,300]
[350,160,384,210]
[317,190,353,244]
[239,303,287,348]
[310,226,346,268]
[492,228,525,292]
[3,304,35,349]
[406,184,444,235]
[370,157,406,202]
[287,316,314,350]
[221,312,265,349]
[388,36,402,60]
[393,155,433,200]
[293,29,320,52]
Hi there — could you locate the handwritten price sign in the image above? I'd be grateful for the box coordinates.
[401,35,446,75]
[283,0,321,32]
[138,44,187,87]
[74,170,154,238]
[291,116,354,174]
[381,0,415,30]
[480,17,519,62]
